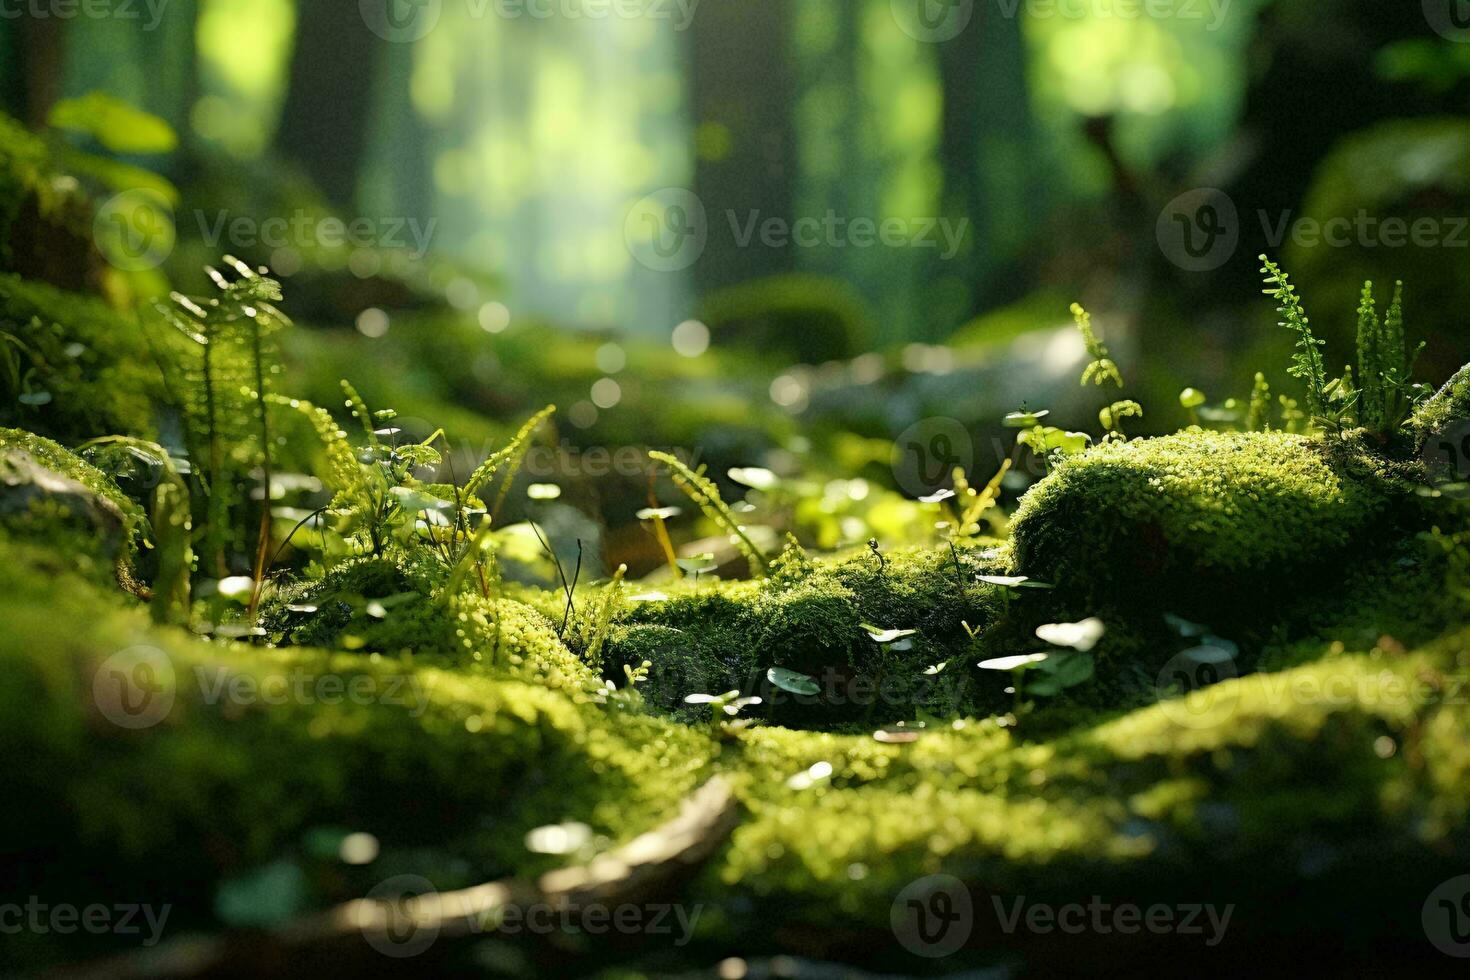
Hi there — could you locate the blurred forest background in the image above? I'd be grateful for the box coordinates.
[2,0,1470,573]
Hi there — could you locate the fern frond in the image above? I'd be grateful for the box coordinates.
[464,404,556,498]
[267,394,364,508]
[1259,255,1328,425]
[1246,372,1271,431]
[581,564,626,673]
[340,380,378,445]
[650,450,767,575]
[1355,281,1383,430]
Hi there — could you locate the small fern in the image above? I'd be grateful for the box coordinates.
[1072,303,1123,388]
[1259,255,1329,426]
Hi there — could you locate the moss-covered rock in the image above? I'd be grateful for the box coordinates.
[1410,360,1470,455]
[0,427,145,591]
[1009,430,1422,614]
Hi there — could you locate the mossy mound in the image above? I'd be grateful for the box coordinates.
[1009,430,1422,615]
[697,273,874,363]
[605,546,1010,726]
[692,627,1470,968]
[261,554,597,694]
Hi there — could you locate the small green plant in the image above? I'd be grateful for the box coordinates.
[683,689,763,727]
[1179,387,1206,427]
[580,563,627,673]
[154,258,289,587]
[1260,256,1426,438]
[977,652,1049,712]
[1099,399,1143,437]
[1245,373,1271,431]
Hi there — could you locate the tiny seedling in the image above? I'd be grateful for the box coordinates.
[978,652,1050,712]
[684,689,763,726]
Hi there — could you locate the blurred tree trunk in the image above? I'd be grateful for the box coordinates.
[1217,1,1439,292]
[1,17,65,126]
[936,3,1036,318]
[688,0,796,291]
[275,3,385,209]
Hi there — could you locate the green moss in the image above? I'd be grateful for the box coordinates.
[263,554,597,694]
[696,628,1470,953]
[1009,430,1421,614]
[0,426,146,590]
[0,275,161,441]
[0,538,714,967]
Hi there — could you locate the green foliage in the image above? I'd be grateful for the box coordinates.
[1098,399,1142,437]
[48,93,178,155]
[1259,258,1423,438]
[0,274,160,440]
[78,435,193,623]
[0,427,146,590]
[1353,279,1423,437]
